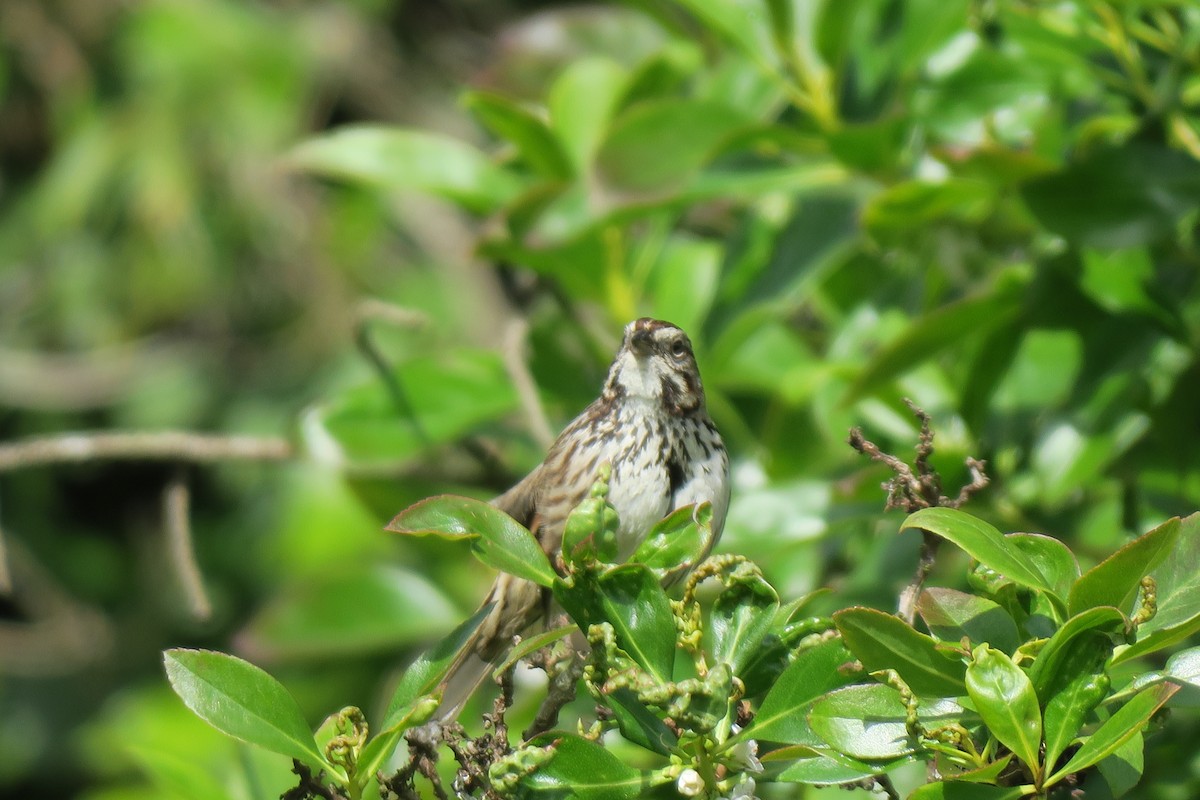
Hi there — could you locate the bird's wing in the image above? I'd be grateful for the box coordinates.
[490,464,542,531]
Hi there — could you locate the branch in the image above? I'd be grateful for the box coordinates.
[0,431,293,471]
[163,471,212,621]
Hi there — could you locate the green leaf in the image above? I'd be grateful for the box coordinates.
[1020,142,1200,248]
[1047,683,1178,785]
[749,637,857,745]
[1163,646,1200,707]
[847,275,1025,401]
[518,733,650,798]
[494,625,574,678]
[596,565,677,682]
[1093,730,1145,800]
[965,645,1042,774]
[809,685,962,761]
[708,562,780,674]
[835,607,967,698]
[548,57,628,172]
[462,91,574,180]
[386,495,556,588]
[605,687,678,755]
[1006,533,1080,605]
[901,508,1054,594]
[1043,670,1110,773]
[237,566,458,660]
[908,782,1029,800]
[1068,517,1181,617]
[357,697,439,780]
[1112,513,1200,665]
[631,503,713,577]
[288,125,522,213]
[917,587,1021,654]
[381,604,493,731]
[163,649,327,768]
[595,99,750,192]
[1028,606,1126,703]
[776,752,891,785]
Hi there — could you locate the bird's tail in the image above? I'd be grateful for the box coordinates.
[434,572,545,723]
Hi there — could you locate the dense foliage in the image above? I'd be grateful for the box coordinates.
[2,0,1199,798]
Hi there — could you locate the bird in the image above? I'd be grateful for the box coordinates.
[434,317,730,720]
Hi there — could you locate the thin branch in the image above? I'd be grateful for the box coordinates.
[163,471,212,622]
[524,649,584,740]
[0,514,11,595]
[501,318,555,451]
[0,431,292,471]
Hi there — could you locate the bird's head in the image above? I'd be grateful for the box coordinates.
[603,318,705,415]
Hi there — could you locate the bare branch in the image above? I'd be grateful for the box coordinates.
[501,318,555,451]
[0,515,11,595]
[524,648,584,740]
[0,431,292,471]
[163,472,212,621]
[949,457,990,509]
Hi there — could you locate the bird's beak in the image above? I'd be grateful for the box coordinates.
[629,328,653,357]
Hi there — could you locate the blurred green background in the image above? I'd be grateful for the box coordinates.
[2,0,1199,798]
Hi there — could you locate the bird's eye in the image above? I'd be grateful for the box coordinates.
[670,339,688,358]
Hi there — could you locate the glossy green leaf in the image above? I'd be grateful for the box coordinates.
[901,508,1053,594]
[1006,533,1080,605]
[632,503,713,575]
[605,687,678,755]
[965,645,1042,773]
[835,607,967,697]
[1048,683,1178,784]
[1043,670,1110,773]
[1020,142,1200,248]
[708,562,780,674]
[776,752,895,785]
[595,99,750,192]
[1112,513,1200,665]
[1028,606,1126,703]
[917,587,1021,654]
[462,91,574,180]
[386,494,556,587]
[943,753,1014,784]
[237,566,457,660]
[597,565,677,682]
[381,604,493,731]
[518,732,650,798]
[908,782,1029,800]
[288,125,522,213]
[163,649,327,768]
[1069,517,1180,616]
[357,697,438,780]
[1093,730,1145,800]
[749,637,857,745]
[809,685,962,761]
[1163,646,1200,707]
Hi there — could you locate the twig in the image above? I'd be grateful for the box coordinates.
[163,471,212,622]
[0,513,11,595]
[848,401,990,623]
[0,431,292,470]
[524,649,584,739]
[501,318,555,450]
[281,760,347,800]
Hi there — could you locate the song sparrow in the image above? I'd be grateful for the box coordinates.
[436,317,730,718]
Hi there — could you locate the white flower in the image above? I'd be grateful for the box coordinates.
[721,775,759,800]
[677,768,704,797]
[727,725,763,774]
